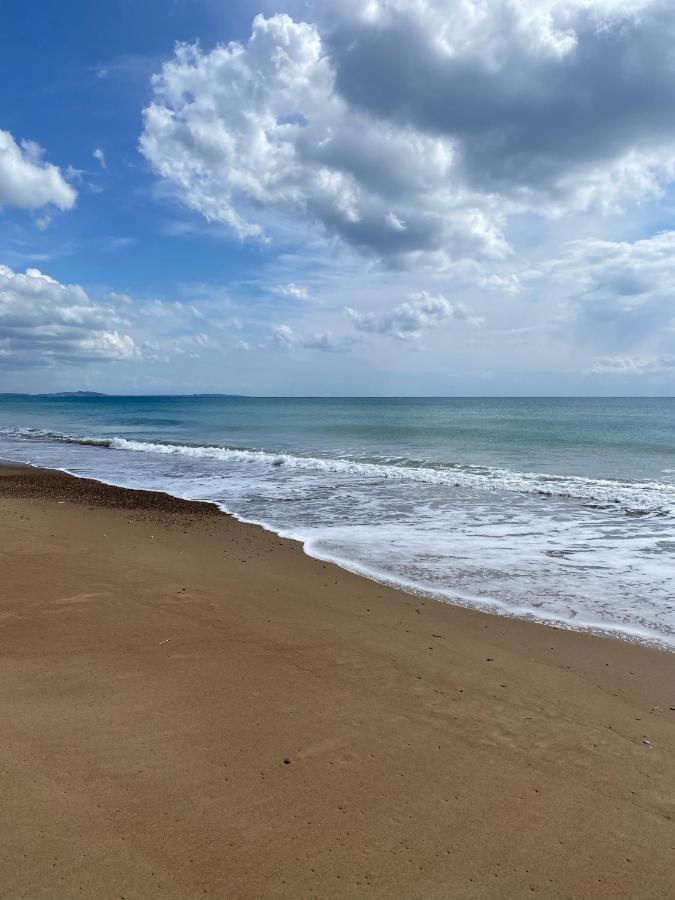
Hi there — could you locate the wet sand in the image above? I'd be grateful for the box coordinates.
[1,463,674,898]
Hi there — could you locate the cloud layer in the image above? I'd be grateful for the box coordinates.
[140,13,509,267]
[533,230,675,350]
[323,0,675,214]
[5,2,675,392]
[141,1,675,274]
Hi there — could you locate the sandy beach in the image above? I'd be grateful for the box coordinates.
[1,462,674,899]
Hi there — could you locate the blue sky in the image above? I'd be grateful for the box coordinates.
[1,0,675,395]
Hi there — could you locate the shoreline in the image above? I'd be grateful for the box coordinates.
[4,457,671,653]
[1,462,674,897]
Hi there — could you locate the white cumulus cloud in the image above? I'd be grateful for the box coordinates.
[271,282,312,301]
[271,322,355,352]
[346,290,482,341]
[140,13,509,268]
[0,265,139,367]
[322,0,675,215]
[140,2,675,273]
[0,130,76,212]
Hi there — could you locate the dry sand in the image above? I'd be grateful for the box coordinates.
[0,463,674,898]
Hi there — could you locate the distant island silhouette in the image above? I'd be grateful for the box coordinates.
[0,392,246,398]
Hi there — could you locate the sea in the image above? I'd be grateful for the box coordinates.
[1,395,674,649]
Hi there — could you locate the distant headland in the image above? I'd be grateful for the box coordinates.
[0,392,246,398]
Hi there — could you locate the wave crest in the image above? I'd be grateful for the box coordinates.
[5,428,668,515]
[0,426,113,447]
[3,426,674,515]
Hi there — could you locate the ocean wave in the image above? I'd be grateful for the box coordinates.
[3,426,672,515]
[0,427,113,447]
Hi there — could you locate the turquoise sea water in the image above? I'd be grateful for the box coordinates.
[1,395,674,647]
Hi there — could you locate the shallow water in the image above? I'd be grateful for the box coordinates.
[1,395,674,647]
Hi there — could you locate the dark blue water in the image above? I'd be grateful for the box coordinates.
[1,395,674,647]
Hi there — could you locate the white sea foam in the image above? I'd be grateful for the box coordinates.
[3,426,674,514]
[96,435,675,515]
[299,534,675,650]
[0,427,112,447]
[1,424,674,650]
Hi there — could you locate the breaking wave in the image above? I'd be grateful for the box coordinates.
[4,426,674,516]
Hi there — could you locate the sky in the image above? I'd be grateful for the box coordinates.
[1,0,675,396]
